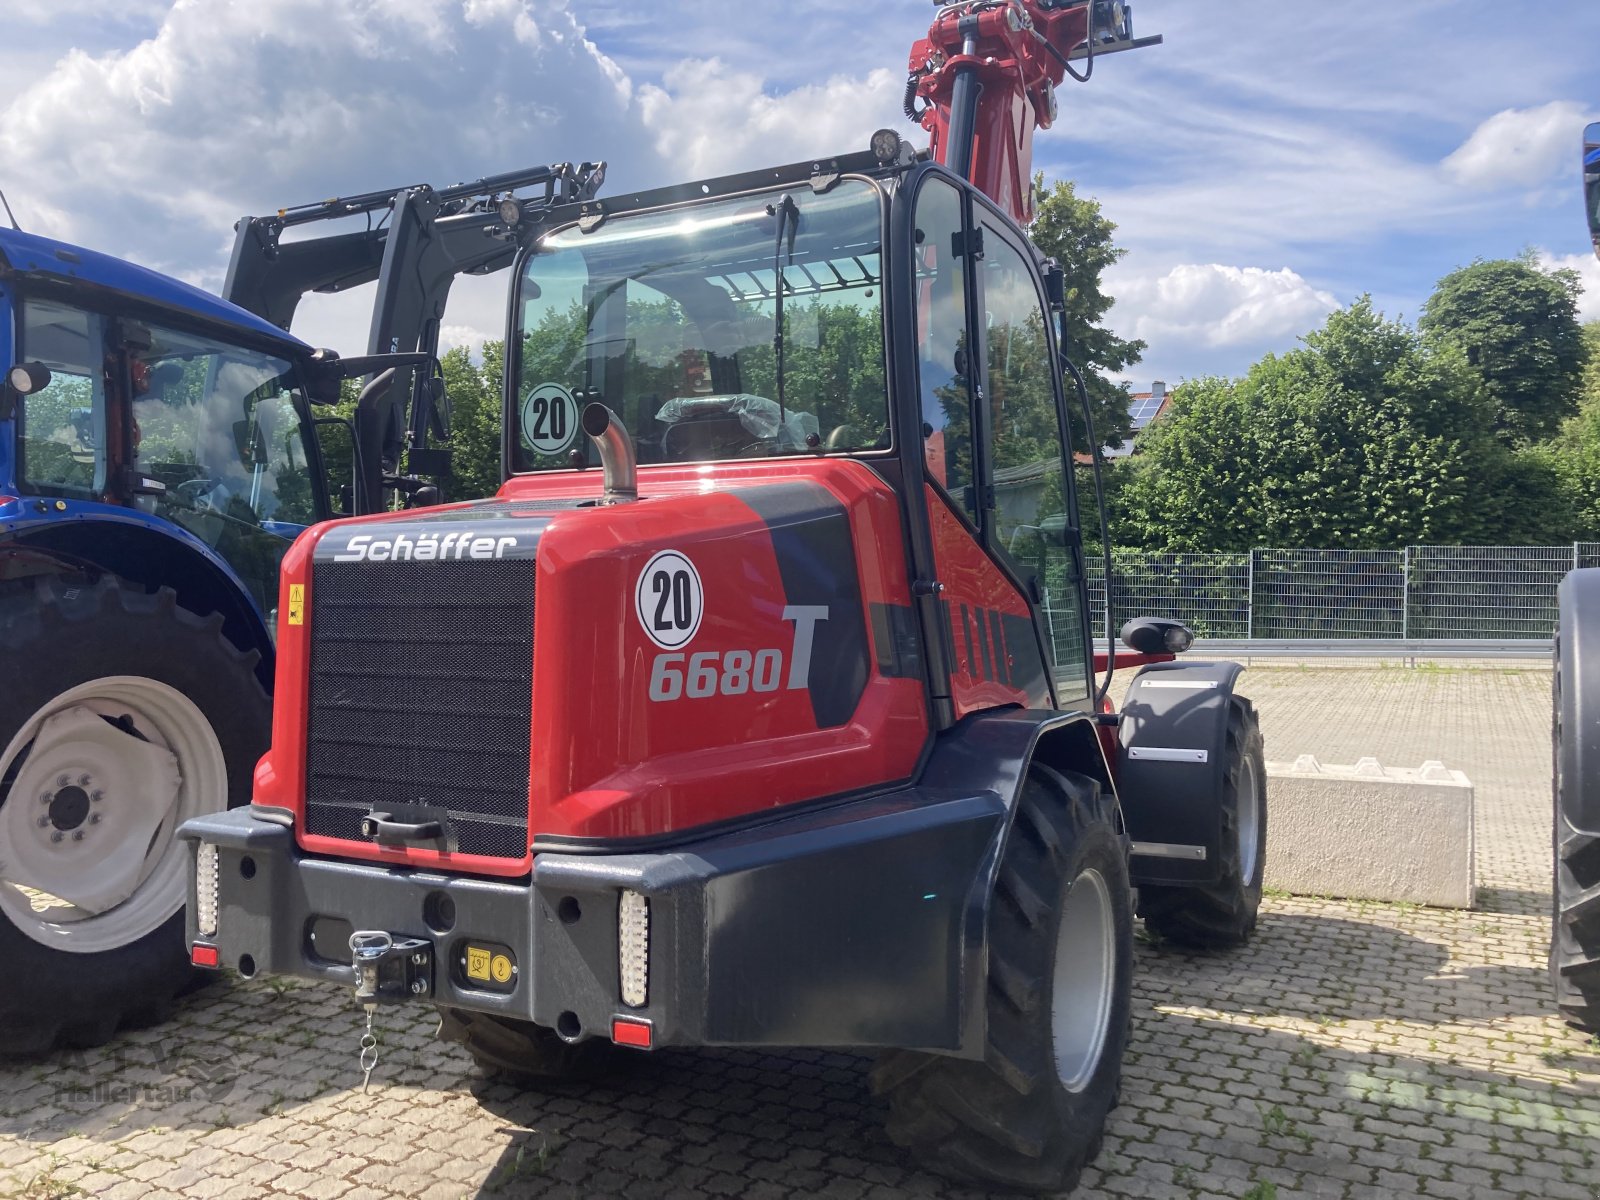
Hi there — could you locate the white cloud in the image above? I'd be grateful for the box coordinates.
[0,0,651,291]
[637,59,903,180]
[1107,262,1339,350]
[1535,249,1600,323]
[1443,101,1596,190]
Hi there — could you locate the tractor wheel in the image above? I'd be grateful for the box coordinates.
[1138,697,1266,949]
[0,577,267,1055]
[871,764,1133,1194]
[437,1009,617,1083]
[1552,632,1600,1034]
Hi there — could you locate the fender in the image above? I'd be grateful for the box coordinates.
[1117,659,1246,887]
[1557,570,1600,838]
[924,705,1118,1057]
[1,506,277,682]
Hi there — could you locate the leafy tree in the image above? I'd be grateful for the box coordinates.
[1418,255,1586,446]
[1123,298,1535,550]
[1027,176,1145,451]
[442,342,506,500]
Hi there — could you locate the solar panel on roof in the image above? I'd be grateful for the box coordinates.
[1128,396,1164,428]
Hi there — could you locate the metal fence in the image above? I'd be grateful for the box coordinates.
[1076,543,1600,646]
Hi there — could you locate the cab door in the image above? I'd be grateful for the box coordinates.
[904,172,1092,717]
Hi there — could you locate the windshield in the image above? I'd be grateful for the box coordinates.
[511,179,889,472]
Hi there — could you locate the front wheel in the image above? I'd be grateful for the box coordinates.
[1138,696,1266,949]
[0,578,268,1053]
[872,764,1133,1194]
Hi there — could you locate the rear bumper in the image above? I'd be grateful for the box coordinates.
[180,789,1004,1053]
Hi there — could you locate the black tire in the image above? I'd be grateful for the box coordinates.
[1138,696,1265,949]
[0,576,268,1055]
[871,765,1133,1194]
[437,1008,618,1083]
[1552,633,1600,1034]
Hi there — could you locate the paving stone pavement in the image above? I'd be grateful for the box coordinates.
[3,664,1597,1200]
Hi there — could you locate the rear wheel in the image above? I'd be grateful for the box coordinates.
[0,577,267,1054]
[438,1008,618,1083]
[1139,697,1266,949]
[1552,633,1600,1033]
[872,764,1133,1194]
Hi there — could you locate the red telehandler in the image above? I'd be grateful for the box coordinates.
[182,2,1266,1190]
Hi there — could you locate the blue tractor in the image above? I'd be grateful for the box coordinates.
[0,162,599,1052]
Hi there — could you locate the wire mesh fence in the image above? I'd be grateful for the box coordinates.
[1085,544,1589,644]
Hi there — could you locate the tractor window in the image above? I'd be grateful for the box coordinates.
[15,299,109,498]
[911,177,975,520]
[978,224,1089,688]
[131,324,319,611]
[511,179,889,472]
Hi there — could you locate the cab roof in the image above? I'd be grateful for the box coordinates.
[0,226,309,350]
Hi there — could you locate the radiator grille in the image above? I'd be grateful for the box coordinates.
[304,557,536,860]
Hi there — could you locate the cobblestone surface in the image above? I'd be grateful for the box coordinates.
[4,664,1596,1200]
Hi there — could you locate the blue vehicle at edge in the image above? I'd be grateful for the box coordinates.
[0,224,340,1052]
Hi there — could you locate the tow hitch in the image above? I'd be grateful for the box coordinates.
[348,930,432,1090]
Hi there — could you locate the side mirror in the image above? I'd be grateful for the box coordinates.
[8,361,53,395]
[1120,616,1194,655]
[1585,122,1600,263]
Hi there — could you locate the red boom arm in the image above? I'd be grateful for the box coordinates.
[908,0,1155,224]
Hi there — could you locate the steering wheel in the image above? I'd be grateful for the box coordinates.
[174,477,220,502]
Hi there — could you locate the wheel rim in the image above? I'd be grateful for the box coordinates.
[1051,867,1116,1092]
[1237,754,1262,887]
[0,676,225,954]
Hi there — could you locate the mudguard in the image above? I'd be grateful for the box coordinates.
[1557,570,1600,838]
[1117,659,1245,887]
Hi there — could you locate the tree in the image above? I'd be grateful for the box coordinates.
[1122,298,1542,550]
[442,342,505,501]
[1418,255,1586,446]
[1027,176,1145,451]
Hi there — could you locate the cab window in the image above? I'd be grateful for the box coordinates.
[977,223,1089,687]
[16,299,108,497]
[910,176,976,520]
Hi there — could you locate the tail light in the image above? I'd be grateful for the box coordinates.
[195,841,219,937]
[619,890,649,1007]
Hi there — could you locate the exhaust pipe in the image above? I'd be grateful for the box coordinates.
[582,402,637,504]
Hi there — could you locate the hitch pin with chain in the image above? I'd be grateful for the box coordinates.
[349,931,391,1092]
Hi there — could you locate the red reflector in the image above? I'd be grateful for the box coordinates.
[190,943,220,968]
[611,1017,653,1049]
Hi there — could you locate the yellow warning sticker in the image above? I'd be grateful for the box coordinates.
[465,946,492,982]
[490,954,513,984]
[287,583,306,626]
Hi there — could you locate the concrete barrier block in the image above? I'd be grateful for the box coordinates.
[1264,757,1474,909]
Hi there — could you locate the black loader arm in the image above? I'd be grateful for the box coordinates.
[225,162,604,507]
[224,162,604,356]
[1557,569,1600,838]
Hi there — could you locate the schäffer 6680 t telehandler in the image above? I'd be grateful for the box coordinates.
[182,2,1268,1190]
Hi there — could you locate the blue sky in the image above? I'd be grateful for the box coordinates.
[2,0,1597,389]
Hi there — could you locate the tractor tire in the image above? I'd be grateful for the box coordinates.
[1138,696,1266,949]
[871,764,1133,1194]
[0,576,268,1055]
[437,1008,618,1083]
[1552,632,1600,1034]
